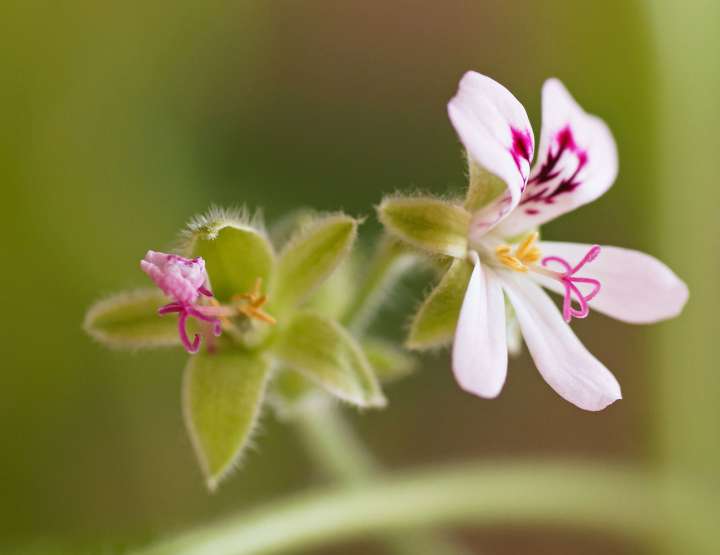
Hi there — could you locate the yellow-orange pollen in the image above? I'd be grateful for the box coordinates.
[209,277,277,326]
[495,231,541,272]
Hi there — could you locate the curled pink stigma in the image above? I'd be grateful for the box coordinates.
[156,297,223,353]
[542,245,601,322]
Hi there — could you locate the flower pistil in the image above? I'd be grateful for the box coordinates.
[494,233,601,323]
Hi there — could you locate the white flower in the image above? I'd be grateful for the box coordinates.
[448,72,688,411]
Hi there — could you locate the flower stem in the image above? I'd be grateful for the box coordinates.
[293,401,471,555]
[132,461,717,555]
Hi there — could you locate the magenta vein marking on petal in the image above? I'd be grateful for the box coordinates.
[510,127,533,185]
[521,125,588,209]
[198,286,213,297]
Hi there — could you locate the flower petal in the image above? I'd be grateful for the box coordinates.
[448,72,534,237]
[501,272,621,411]
[534,241,688,324]
[452,260,507,398]
[497,79,618,236]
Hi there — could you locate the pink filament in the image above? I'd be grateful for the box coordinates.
[157,292,222,353]
[542,245,601,323]
[178,311,201,354]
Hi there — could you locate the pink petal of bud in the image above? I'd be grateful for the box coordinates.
[140,250,208,305]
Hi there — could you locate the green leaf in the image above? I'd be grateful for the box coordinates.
[363,338,417,383]
[377,196,469,257]
[183,350,271,490]
[464,160,507,212]
[407,258,473,350]
[84,289,179,349]
[272,214,358,312]
[273,311,385,408]
[184,208,275,302]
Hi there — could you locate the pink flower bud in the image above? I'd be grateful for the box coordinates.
[141,251,219,354]
[141,251,208,305]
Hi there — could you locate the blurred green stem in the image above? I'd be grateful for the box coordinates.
[294,402,470,555]
[343,237,419,336]
[132,461,719,555]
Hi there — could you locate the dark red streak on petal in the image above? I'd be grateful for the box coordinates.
[520,125,587,208]
[510,127,533,186]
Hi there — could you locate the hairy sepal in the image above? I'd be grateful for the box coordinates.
[407,258,473,350]
[182,207,275,302]
[183,350,271,491]
[84,289,180,349]
[271,214,358,313]
[377,196,469,258]
[273,311,385,408]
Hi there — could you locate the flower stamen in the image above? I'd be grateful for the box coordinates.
[495,231,541,272]
[232,278,277,325]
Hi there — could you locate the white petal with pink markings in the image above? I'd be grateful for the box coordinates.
[497,79,618,236]
[448,72,534,235]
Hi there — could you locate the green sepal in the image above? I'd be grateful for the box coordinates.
[183,208,275,302]
[84,289,180,349]
[464,159,507,212]
[183,350,271,491]
[271,214,358,312]
[377,196,469,258]
[406,258,473,350]
[272,311,386,408]
[363,338,417,383]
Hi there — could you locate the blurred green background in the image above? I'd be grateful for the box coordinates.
[2,1,717,553]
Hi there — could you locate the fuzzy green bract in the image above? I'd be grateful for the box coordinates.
[377,196,469,257]
[184,213,275,303]
[84,207,414,490]
[274,311,386,407]
[84,289,182,348]
[183,350,271,490]
[407,258,473,349]
[272,215,358,312]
